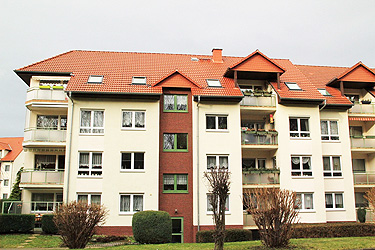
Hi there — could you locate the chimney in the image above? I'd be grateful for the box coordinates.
[212,48,223,63]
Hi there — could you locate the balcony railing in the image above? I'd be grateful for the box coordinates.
[350,136,375,148]
[243,213,256,227]
[240,94,277,107]
[241,130,278,145]
[243,169,280,185]
[20,170,64,185]
[1,201,62,214]
[24,128,67,143]
[349,102,375,114]
[26,87,67,102]
[353,172,375,185]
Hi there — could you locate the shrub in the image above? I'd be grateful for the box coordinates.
[196,229,252,243]
[292,222,375,238]
[0,214,35,233]
[93,235,129,243]
[132,210,171,244]
[42,214,58,234]
[357,208,366,223]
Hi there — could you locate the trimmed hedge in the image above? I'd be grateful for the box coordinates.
[292,222,375,238]
[132,210,172,244]
[196,229,252,243]
[41,214,58,234]
[0,214,35,233]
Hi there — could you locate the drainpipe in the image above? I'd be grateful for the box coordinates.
[196,96,201,232]
[65,91,74,202]
[320,99,327,111]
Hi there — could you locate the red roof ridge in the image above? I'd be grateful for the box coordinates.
[228,50,286,72]
[295,64,349,69]
[16,50,76,71]
[335,61,375,80]
[153,70,201,88]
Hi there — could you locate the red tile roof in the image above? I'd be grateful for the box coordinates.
[0,137,23,162]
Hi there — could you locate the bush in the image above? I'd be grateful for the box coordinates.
[93,235,129,243]
[132,210,171,244]
[0,214,35,233]
[196,229,252,243]
[357,208,366,223]
[42,214,58,234]
[292,222,375,238]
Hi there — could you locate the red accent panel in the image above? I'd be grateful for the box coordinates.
[95,226,133,236]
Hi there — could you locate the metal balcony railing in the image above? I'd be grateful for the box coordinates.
[20,170,64,185]
[241,131,278,145]
[1,201,62,214]
[353,172,375,185]
[24,128,67,143]
[350,136,375,148]
[349,102,375,114]
[26,87,67,102]
[240,94,277,107]
[242,169,280,185]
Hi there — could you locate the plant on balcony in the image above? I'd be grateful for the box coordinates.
[267,129,278,135]
[9,167,23,200]
[244,168,279,174]
[361,100,372,104]
[52,85,64,90]
[39,85,51,89]
[243,90,254,96]
[357,207,366,223]
[263,91,272,97]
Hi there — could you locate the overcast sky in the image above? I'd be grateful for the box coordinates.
[1,0,375,137]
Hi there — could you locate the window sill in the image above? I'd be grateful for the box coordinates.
[163,191,189,194]
[163,110,188,113]
[206,129,229,133]
[119,212,139,215]
[321,140,341,143]
[298,209,316,213]
[121,128,146,131]
[120,170,145,173]
[163,150,189,153]
[324,176,343,179]
[79,133,104,136]
[292,176,314,179]
[77,176,103,179]
[326,209,345,212]
[290,137,311,140]
[207,212,230,215]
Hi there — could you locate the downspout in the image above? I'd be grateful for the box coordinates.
[320,99,327,111]
[196,96,201,232]
[65,91,74,202]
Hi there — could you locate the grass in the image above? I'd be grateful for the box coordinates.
[0,235,375,249]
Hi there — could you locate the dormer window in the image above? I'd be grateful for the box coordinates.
[206,79,222,87]
[132,76,147,85]
[87,75,103,84]
[285,82,301,90]
[318,88,332,96]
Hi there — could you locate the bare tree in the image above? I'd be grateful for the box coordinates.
[365,187,375,215]
[204,166,231,250]
[53,201,108,249]
[243,188,299,248]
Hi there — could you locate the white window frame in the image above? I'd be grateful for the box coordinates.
[289,117,310,138]
[291,155,313,177]
[206,193,230,214]
[206,155,229,170]
[4,165,10,171]
[325,193,344,210]
[206,114,228,131]
[285,82,302,90]
[3,179,9,187]
[87,75,103,84]
[323,156,342,177]
[80,110,105,135]
[78,152,103,177]
[121,110,146,130]
[206,79,222,87]
[119,193,144,214]
[321,120,339,141]
[296,193,314,211]
[132,76,146,85]
[318,88,331,96]
[77,193,102,205]
[36,115,67,131]
[120,152,145,171]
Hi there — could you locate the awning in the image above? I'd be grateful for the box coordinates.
[349,117,375,121]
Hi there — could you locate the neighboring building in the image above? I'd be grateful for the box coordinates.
[13,49,375,242]
[0,137,24,200]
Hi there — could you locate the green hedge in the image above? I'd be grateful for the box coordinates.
[196,229,252,243]
[41,214,58,234]
[292,223,375,238]
[132,210,171,244]
[0,214,35,233]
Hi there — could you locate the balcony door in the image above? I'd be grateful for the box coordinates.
[171,217,184,243]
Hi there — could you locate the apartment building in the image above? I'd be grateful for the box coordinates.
[13,49,375,242]
[0,137,24,200]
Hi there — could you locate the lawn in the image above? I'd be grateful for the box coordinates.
[0,235,375,249]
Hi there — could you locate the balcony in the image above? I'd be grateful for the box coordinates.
[243,213,256,228]
[23,128,66,147]
[350,136,375,153]
[26,87,68,110]
[353,172,375,186]
[240,93,276,113]
[241,130,278,150]
[20,170,64,188]
[1,201,62,214]
[349,102,375,115]
[242,169,280,187]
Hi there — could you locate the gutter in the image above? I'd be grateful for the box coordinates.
[65,91,74,202]
[320,99,327,111]
[196,96,201,232]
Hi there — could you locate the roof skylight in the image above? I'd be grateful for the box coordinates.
[318,88,332,96]
[285,82,301,90]
[87,75,103,84]
[132,76,147,85]
[206,79,222,87]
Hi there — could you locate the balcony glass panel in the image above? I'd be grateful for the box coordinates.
[26,87,67,102]
[349,102,375,114]
[240,94,276,107]
[241,131,278,145]
[351,136,375,148]
[353,172,375,184]
[24,128,66,143]
[242,170,280,185]
[20,170,64,185]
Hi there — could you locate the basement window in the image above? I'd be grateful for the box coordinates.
[285,82,301,90]
[87,75,103,84]
[206,79,222,87]
[318,88,332,96]
[132,76,147,85]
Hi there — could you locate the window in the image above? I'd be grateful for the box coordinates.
[163,95,188,112]
[242,158,266,170]
[87,75,103,84]
[350,126,363,137]
[3,179,9,186]
[318,88,332,96]
[352,159,366,173]
[121,152,144,170]
[132,76,146,85]
[206,79,222,87]
[37,115,67,130]
[163,174,188,193]
[77,194,101,205]
[296,193,314,210]
[207,155,229,169]
[163,133,188,151]
[119,194,143,213]
[241,121,265,130]
[291,156,312,177]
[206,115,228,130]
[345,94,359,103]
[80,110,104,134]
[285,82,302,90]
[289,118,310,138]
[207,194,229,212]
[2,194,8,199]
[4,165,10,171]
[355,192,368,208]
[31,193,62,212]
[325,193,344,209]
[35,155,56,171]
[122,110,145,129]
[321,121,339,140]
[323,156,342,177]
[78,152,102,176]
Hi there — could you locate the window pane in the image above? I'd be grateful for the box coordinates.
[176,175,188,190]
[35,155,56,171]
[291,157,300,170]
[304,194,313,209]
[120,195,130,212]
[121,153,131,169]
[164,95,174,110]
[91,195,101,205]
[335,194,343,208]
[135,112,145,128]
[81,111,91,127]
[92,153,102,169]
[321,121,328,135]
[79,153,89,168]
[295,194,302,209]
[323,157,331,171]
[206,116,216,129]
[78,195,88,203]
[93,111,104,128]
[177,134,187,150]
[122,112,132,127]
[300,119,309,132]
[257,159,266,169]
[176,95,187,110]
[207,194,214,211]
[163,134,174,150]
[134,153,144,169]
[302,157,311,170]
[325,194,333,208]
[353,159,366,172]
[37,115,58,129]
[207,156,216,169]
[219,156,229,169]
[332,157,341,171]
[330,121,338,135]
[218,116,227,129]
[60,116,67,130]
[243,158,256,169]
[133,195,143,212]
[289,119,298,131]
[163,175,175,190]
